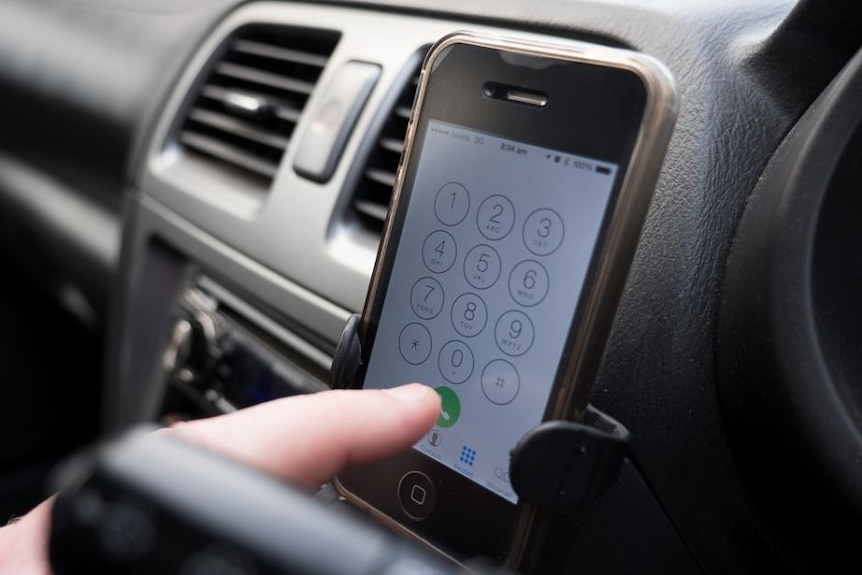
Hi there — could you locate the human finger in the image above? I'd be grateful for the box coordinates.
[167,384,440,489]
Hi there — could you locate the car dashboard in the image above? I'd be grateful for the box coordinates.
[0,0,860,573]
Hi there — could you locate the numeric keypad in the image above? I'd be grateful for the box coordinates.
[403,189,566,410]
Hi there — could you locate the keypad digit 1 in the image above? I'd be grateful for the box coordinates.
[434,182,470,226]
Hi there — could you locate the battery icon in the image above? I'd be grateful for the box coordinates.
[596,165,612,175]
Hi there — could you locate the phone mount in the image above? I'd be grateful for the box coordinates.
[330,314,629,507]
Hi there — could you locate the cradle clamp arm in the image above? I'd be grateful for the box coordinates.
[509,405,629,506]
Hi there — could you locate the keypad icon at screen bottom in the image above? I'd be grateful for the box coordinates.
[459,445,477,467]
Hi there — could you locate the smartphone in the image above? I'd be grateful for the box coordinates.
[336,32,676,567]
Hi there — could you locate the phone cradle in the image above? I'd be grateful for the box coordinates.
[330,313,630,507]
[508,407,628,506]
[330,313,363,390]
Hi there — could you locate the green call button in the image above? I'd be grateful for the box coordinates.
[435,386,461,428]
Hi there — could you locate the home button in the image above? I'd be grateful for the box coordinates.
[397,471,436,521]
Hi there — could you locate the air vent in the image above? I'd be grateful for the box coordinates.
[175,25,340,189]
[349,65,421,236]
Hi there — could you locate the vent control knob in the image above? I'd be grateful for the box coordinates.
[162,311,222,384]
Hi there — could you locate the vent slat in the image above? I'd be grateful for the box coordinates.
[274,107,303,123]
[189,108,289,149]
[379,137,404,154]
[180,131,279,178]
[233,39,329,68]
[173,25,339,190]
[365,168,396,188]
[216,62,315,96]
[201,85,303,124]
[352,199,389,223]
[347,64,422,237]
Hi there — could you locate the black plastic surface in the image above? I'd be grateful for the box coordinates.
[0,0,235,209]
[535,459,700,575]
[330,312,362,390]
[718,42,862,573]
[509,407,629,507]
[104,238,193,430]
[0,270,103,520]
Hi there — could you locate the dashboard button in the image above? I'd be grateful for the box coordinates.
[293,61,381,183]
[398,471,436,521]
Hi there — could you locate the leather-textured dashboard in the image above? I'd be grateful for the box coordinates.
[2,0,860,573]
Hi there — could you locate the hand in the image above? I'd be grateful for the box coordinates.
[168,383,440,488]
[0,384,440,574]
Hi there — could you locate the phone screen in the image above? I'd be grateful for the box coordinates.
[363,119,618,503]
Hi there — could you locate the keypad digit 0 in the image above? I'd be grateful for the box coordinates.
[438,340,474,384]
